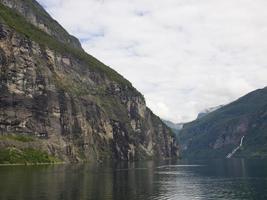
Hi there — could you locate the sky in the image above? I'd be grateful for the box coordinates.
[37,0,267,123]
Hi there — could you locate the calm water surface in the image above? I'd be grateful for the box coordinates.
[0,159,267,200]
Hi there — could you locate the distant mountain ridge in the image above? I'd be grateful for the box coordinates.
[197,105,224,119]
[179,87,267,159]
[163,120,183,131]
[163,105,223,135]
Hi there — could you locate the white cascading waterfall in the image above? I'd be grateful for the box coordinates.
[226,136,245,158]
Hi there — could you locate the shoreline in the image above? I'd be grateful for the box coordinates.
[0,162,66,167]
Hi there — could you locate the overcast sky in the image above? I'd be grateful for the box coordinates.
[37,0,267,123]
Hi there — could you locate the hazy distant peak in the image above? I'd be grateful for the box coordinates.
[197,105,224,119]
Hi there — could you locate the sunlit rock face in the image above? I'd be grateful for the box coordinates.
[0,0,179,162]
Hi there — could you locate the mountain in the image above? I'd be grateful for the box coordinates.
[163,106,223,135]
[163,120,183,135]
[163,105,223,136]
[196,105,224,119]
[179,87,267,159]
[0,0,179,164]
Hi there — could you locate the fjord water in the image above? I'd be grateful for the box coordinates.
[0,159,267,200]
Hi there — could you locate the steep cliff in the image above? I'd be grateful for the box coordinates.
[0,0,179,163]
[179,87,267,159]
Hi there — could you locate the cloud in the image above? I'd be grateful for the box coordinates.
[37,0,61,8]
[37,0,267,122]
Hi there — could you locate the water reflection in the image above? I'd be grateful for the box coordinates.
[0,159,267,200]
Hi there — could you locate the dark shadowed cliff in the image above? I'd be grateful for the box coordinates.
[0,0,179,163]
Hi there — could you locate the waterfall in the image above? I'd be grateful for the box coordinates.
[226,136,245,158]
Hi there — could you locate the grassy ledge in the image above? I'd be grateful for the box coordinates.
[0,147,61,165]
[0,134,35,142]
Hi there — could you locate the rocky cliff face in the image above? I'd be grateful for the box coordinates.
[179,87,267,159]
[0,1,179,163]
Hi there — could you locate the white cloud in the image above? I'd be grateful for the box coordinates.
[37,0,267,122]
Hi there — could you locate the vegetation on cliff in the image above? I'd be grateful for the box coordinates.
[0,148,60,164]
